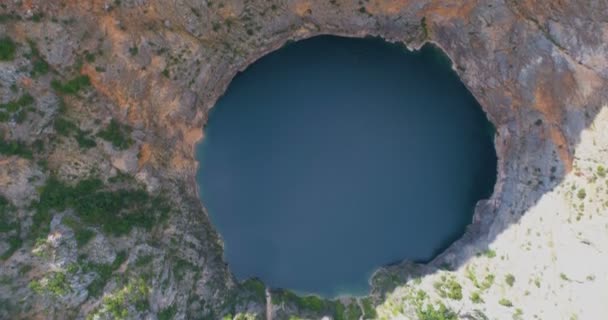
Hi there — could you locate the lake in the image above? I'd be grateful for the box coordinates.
[196,36,497,297]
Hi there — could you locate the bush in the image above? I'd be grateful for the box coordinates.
[498,298,513,307]
[1,236,22,260]
[51,75,91,94]
[0,136,33,159]
[470,291,483,304]
[480,274,495,290]
[32,176,170,238]
[505,274,515,287]
[54,117,79,136]
[577,188,586,200]
[0,93,34,112]
[97,119,134,150]
[361,297,376,318]
[434,277,462,300]
[0,196,18,232]
[598,166,606,178]
[416,302,457,320]
[82,251,127,297]
[0,37,16,60]
[54,117,97,149]
[158,305,177,320]
[27,41,49,77]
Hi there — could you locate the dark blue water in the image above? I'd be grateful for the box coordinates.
[196,36,496,297]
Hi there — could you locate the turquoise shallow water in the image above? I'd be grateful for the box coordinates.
[196,36,497,297]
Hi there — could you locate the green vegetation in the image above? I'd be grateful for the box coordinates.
[0,93,35,124]
[484,249,496,258]
[343,302,362,320]
[0,37,16,60]
[1,236,22,260]
[81,251,127,297]
[0,196,18,233]
[598,165,606,178]
[29,271,71,297]
[498,298,513,307]
[26,40,49,77]
[0,135,33,159]
[505,274,515,287]
[97,119,134,150]
[470,291,483,303]
[272,289,343,317]
[577,188,586,200]
[0,13,19,24]
[416,302,457,320]
[421,17,429,39]
[89,278,149,319]
[31,176,170,241]
[54,117,97,149]
[241,278,265,300]
[84,50,96,63]
[51,75,91,94]
[513,308,524,320]
[158,305,177,320]
[480,274,495,290]
[135,254,154,267]
[434,276,462,300]
[361,297,377,318]
[62,216,95,247]
[173,257,196,282]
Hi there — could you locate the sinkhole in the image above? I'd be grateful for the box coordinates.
[196,35,497,297]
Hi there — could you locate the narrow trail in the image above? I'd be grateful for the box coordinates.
[266,287,272,320]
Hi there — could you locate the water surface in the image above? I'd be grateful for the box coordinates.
[196,36,497,297]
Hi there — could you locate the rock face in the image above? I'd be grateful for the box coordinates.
[0,0,607,319]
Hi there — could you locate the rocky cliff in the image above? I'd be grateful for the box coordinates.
[0,0,607,319]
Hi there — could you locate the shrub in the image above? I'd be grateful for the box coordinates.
[241,278,265,299]
[480,274,495,290]
[83,251,127,297]
[0,136,33,159]
[158,305,177,320]
[0,93,34,112]
[97,119,133,150]
[54,117,79,136]
[46,272,71,296]
[344,302,362,320]
[361,297,377,318]
[505,274,515,287]
[416,302,457,320]
[51,75,91,94]
[27,41,49,77]
[32,176,170,239]
[54,117,97,149]
[0,196,18,232]
[498,298,513,307]
[1,236,22,260]
[598,166,606,178]
[577,188,586,200]
[434,277,462,300]
[0,37,16,60]
[470,291,483,304]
